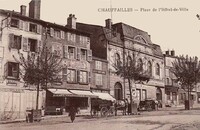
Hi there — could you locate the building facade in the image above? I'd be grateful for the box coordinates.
[77,19,165,107]
[164,50,198,106]
[0,0,44,120]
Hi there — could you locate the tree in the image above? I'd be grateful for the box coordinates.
[171,55,200,110]
[114,54,150,114]
[14,40,62,110]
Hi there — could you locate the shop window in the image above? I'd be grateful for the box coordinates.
[28,38,37,52]
[142,90,147,101]
[29,23,37,33]
[5,62,19,79]
[95,73,103,86]
[95,61,102,70]
[166,91,170,100]
[67,69,76,83]
[10,19,19,28]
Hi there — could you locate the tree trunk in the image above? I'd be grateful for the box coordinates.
[36,82,39,110]
[128,78,133,114]
[187,85,190,110]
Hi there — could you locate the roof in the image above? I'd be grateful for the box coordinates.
[0,9,90,36]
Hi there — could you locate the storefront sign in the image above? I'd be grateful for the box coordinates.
[93,70,106,74]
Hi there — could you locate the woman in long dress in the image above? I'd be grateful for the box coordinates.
[69,106,77,123]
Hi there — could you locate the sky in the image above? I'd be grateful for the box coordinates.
[0,0,200,57]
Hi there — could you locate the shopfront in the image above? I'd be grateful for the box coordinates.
[45,89,97,115]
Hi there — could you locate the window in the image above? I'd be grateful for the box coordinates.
[67,69,76,83]
[5,62,19,79]
[79,71,88,84]
[156,63,160,76]
[62,68,67,81]
[54,29,61,38]
[147,61,152,76]
[10,19,19,28]
[67,33,76,42]
[9,34,21,49]
[166,78,170,85]
[138,58,143,71]
[28,38,37,52]
[52,44,62,57]
[95,61,102,70]
[136,89,141,101]
[166,91,170,100]
[142,90,147,101]
[95,73,103,86]
[127,56,132,66]
[115,53,120,65]
[80,36,87,44]
[68,46,75,59]
[29,23,37,33]
[80,49,87,60]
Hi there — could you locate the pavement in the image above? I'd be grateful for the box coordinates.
[0,104,200,125]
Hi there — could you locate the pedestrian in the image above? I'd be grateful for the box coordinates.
[128,101,131,115]
[114,101,117,116]
[123,99,128,115]
[69,106,77,123]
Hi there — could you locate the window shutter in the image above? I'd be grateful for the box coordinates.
[88,72,91,83]
[17,35,22,49]
[19,20,23,30]
[24,22,29,31]
[50,27,54,37]
[61,31,65,39]
[4,62,8,78]
[62,68,67,81]
[37,25,42,34]
[77,48,80,60]
[63,45,68,58]
[37,40,42,52]
[67,32,70,41]
[22,37,28,51]
[87,49,92,62]
[87,37,90,44]
[9,33,14,49]
[6,17,11,27]
[77,70,80,82]
[76,35,80,43]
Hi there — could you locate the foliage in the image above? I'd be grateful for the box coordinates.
[14,41,63,88]
[114,55,150,83]
[171,55,200,91]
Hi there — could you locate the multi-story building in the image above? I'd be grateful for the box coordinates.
[77,19,165,107]
[0,0,44,120]
[0,0,94,120]
[164,50,198,106]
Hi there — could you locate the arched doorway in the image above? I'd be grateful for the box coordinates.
[156,88,162,107]
[114,82,123,100]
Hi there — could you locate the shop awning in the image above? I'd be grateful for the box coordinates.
[69,90,97,98]
[92,92,116,102]
[48,89,75,97]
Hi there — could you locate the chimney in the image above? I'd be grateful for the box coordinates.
[29,0,41,19]
[105,19,112,29]
[67,14,77,29]
[171,50,175,56]
[166,50,170,55]
[20,5,26,16]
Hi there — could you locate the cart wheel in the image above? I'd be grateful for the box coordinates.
[100,107,108,117]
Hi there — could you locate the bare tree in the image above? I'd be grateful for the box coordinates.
[114,54,150,114]
[171,55,200,110]
[14,40,62,110]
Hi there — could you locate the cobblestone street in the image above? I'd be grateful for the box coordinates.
[1,107,200,130]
